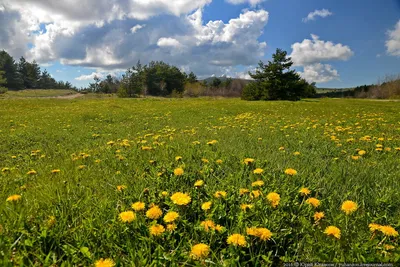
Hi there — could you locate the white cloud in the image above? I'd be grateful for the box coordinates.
[157,37,182,47]
[225,0,266,6]
[302,9,332,22]
[386,20,400,56]
[75,72,104,81]
[290,34,353,66]
[131,24,145,33]
[299,63,339,83]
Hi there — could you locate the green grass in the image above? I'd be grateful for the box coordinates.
[0,98,399,266]
[1,89,76,98]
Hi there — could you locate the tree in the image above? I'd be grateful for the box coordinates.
[211,77,222,88]
[0,70,7,94]
[0,50,23,89]
[187,71,198,83]
[242,48,314,101]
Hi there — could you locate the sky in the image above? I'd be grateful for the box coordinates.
[0,0,399,88]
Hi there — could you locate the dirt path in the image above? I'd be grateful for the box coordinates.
[54,93,84,99]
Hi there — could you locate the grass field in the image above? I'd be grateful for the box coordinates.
[1,97,399,266]
[1,89,76,99]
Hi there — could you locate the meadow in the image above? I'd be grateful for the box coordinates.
[0,97,399,266]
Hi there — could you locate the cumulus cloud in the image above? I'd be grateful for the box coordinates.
[299,63,339,83]
[1,0,269,79]
[131,24,145,33]
[75,72,104,81]
[386,20,400,56]
[290,34,352,84]
[302,9,332,22]
[225,0,266,6]
[290,34,353,66]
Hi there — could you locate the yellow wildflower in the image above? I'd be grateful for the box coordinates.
[214,191,227,198]
[266,192,280,208]
[284,168,297,176]
[170,192,191,205]
[191,244,210,259]
[131,201,145,211]
[227,234,247,247]
[313,212,325,222]
[251,180,264,187]
[253,168,264,175]
[149,224,165,236]
[146,205,163,220]
[6,194,21,202]
[173,168,184,176]
[95,258,115,267]
[324,226,341,239]
[379,225,399,237]
[163,211,179,223]
[341,200,358,215]
[194,180,204,187]
[201,201,212,211]
[116,185,127,192]
[306,198,320,208]
[119,211,136,223]
[244,158,255,165]
[299,187,311,196]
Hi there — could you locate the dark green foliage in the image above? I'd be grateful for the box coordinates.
[187,71,198,84]
[0,50,23,89]
[0,70,7,94]
[242,48,315,101]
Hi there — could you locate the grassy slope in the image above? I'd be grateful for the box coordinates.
[1,89,76,98]
[0,98,399,265]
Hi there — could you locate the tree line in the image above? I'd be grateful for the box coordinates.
[0,50,75,93]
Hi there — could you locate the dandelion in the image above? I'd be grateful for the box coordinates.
[293,151,301,156]
[170,192,191,205]
[279,146,285,151]
[306,198,320,208]
[369,223,382,232]
[379,225,399,237]
[244,158,255,165]
[163,211,179,223]
[284,168,297,176]
[131,201,145,211]
[6,194,21,202]
[215,224,224,232]
[313,212,325,222]
[201,158,209,163]
[201,201,212,211]
[51,169,60,174]
[227,234,247,247]
[174,168,184,176]
[207,140,218,145]
[384,244,395,250]
[191,244,210,259]
[141,146,152,151]
[351,155,360,160]
[27,170,37,175]
[341,200,358,215]
[358,150,366,156]
[266,192,280,208]
[253,168,264,175]
[175,156,182,161]
[216,159,223,164]
[201,220,215,232]
[251,190,262,199]
[299,187,311,196]
[149,224,165,236]
[251,180,264,187]
[167,223,177,232]
[46,216,56,227]
[214,191,227,198]
[107,141,115,145]
[194,180,204,187]
[119,211,136,223]
[1,167,10,172]
[161,191,169,197]
[117,185,127,192]
[146,205,163,220]
[239,188,249,195]
[240,204,253,211]
[95,258,115,267]
[324,226,341,239]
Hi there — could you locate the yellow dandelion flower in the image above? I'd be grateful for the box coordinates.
[201,158,209,163]
[214,191,227,198]
[244,158,255,165]
[173,168,184,176]
[369,223,382,232]
[27,170,37,175]
[227,234,247,247]
[192,141,201,145]
[163,211,179,223]
[175,156,182,161]
[251,180,264,187]
[284,168,297,176]
[201,220,215,232]
[2,167,10,172]
[107,141,115,145]
[215,224,224,232]
[253,168,264,175]
[170,192,191,205]
[293,151,301,156]
[251,190,262,199]
[51,169,61,174]
[131,201,145,211]
[313,212,325,222]
[116,185,127,192]
[194,180,204,187]
[201,201,212,211]
[6,194,21,202]
[306,197,320,208]
[191,244,210,259]
[149,224,165,236]
[384,245,395,250]
[246,227,258,236]
[239,188,249,195]
[207,140,218,145]
[240,204,253,211]
[358,150,366,156]
[279,146,285,151]
[95,258,115,267]
[119,211,136,223]
[146,205,163,220]
[324,226,341,239]
[167,223,177,232]
[351,155,360,160]
[266,192,280,208]
[299,187,311,196]
[78,165,86,170]
[161,191,168,197]
[256,228,273,241]
[141,146,152,151]
[341,200,358,215]
[379,225,399,237]
[216,159,223,164]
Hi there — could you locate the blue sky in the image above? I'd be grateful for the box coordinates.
[1,0,400,88]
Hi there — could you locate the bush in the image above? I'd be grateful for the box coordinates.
[0,86,7,94]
